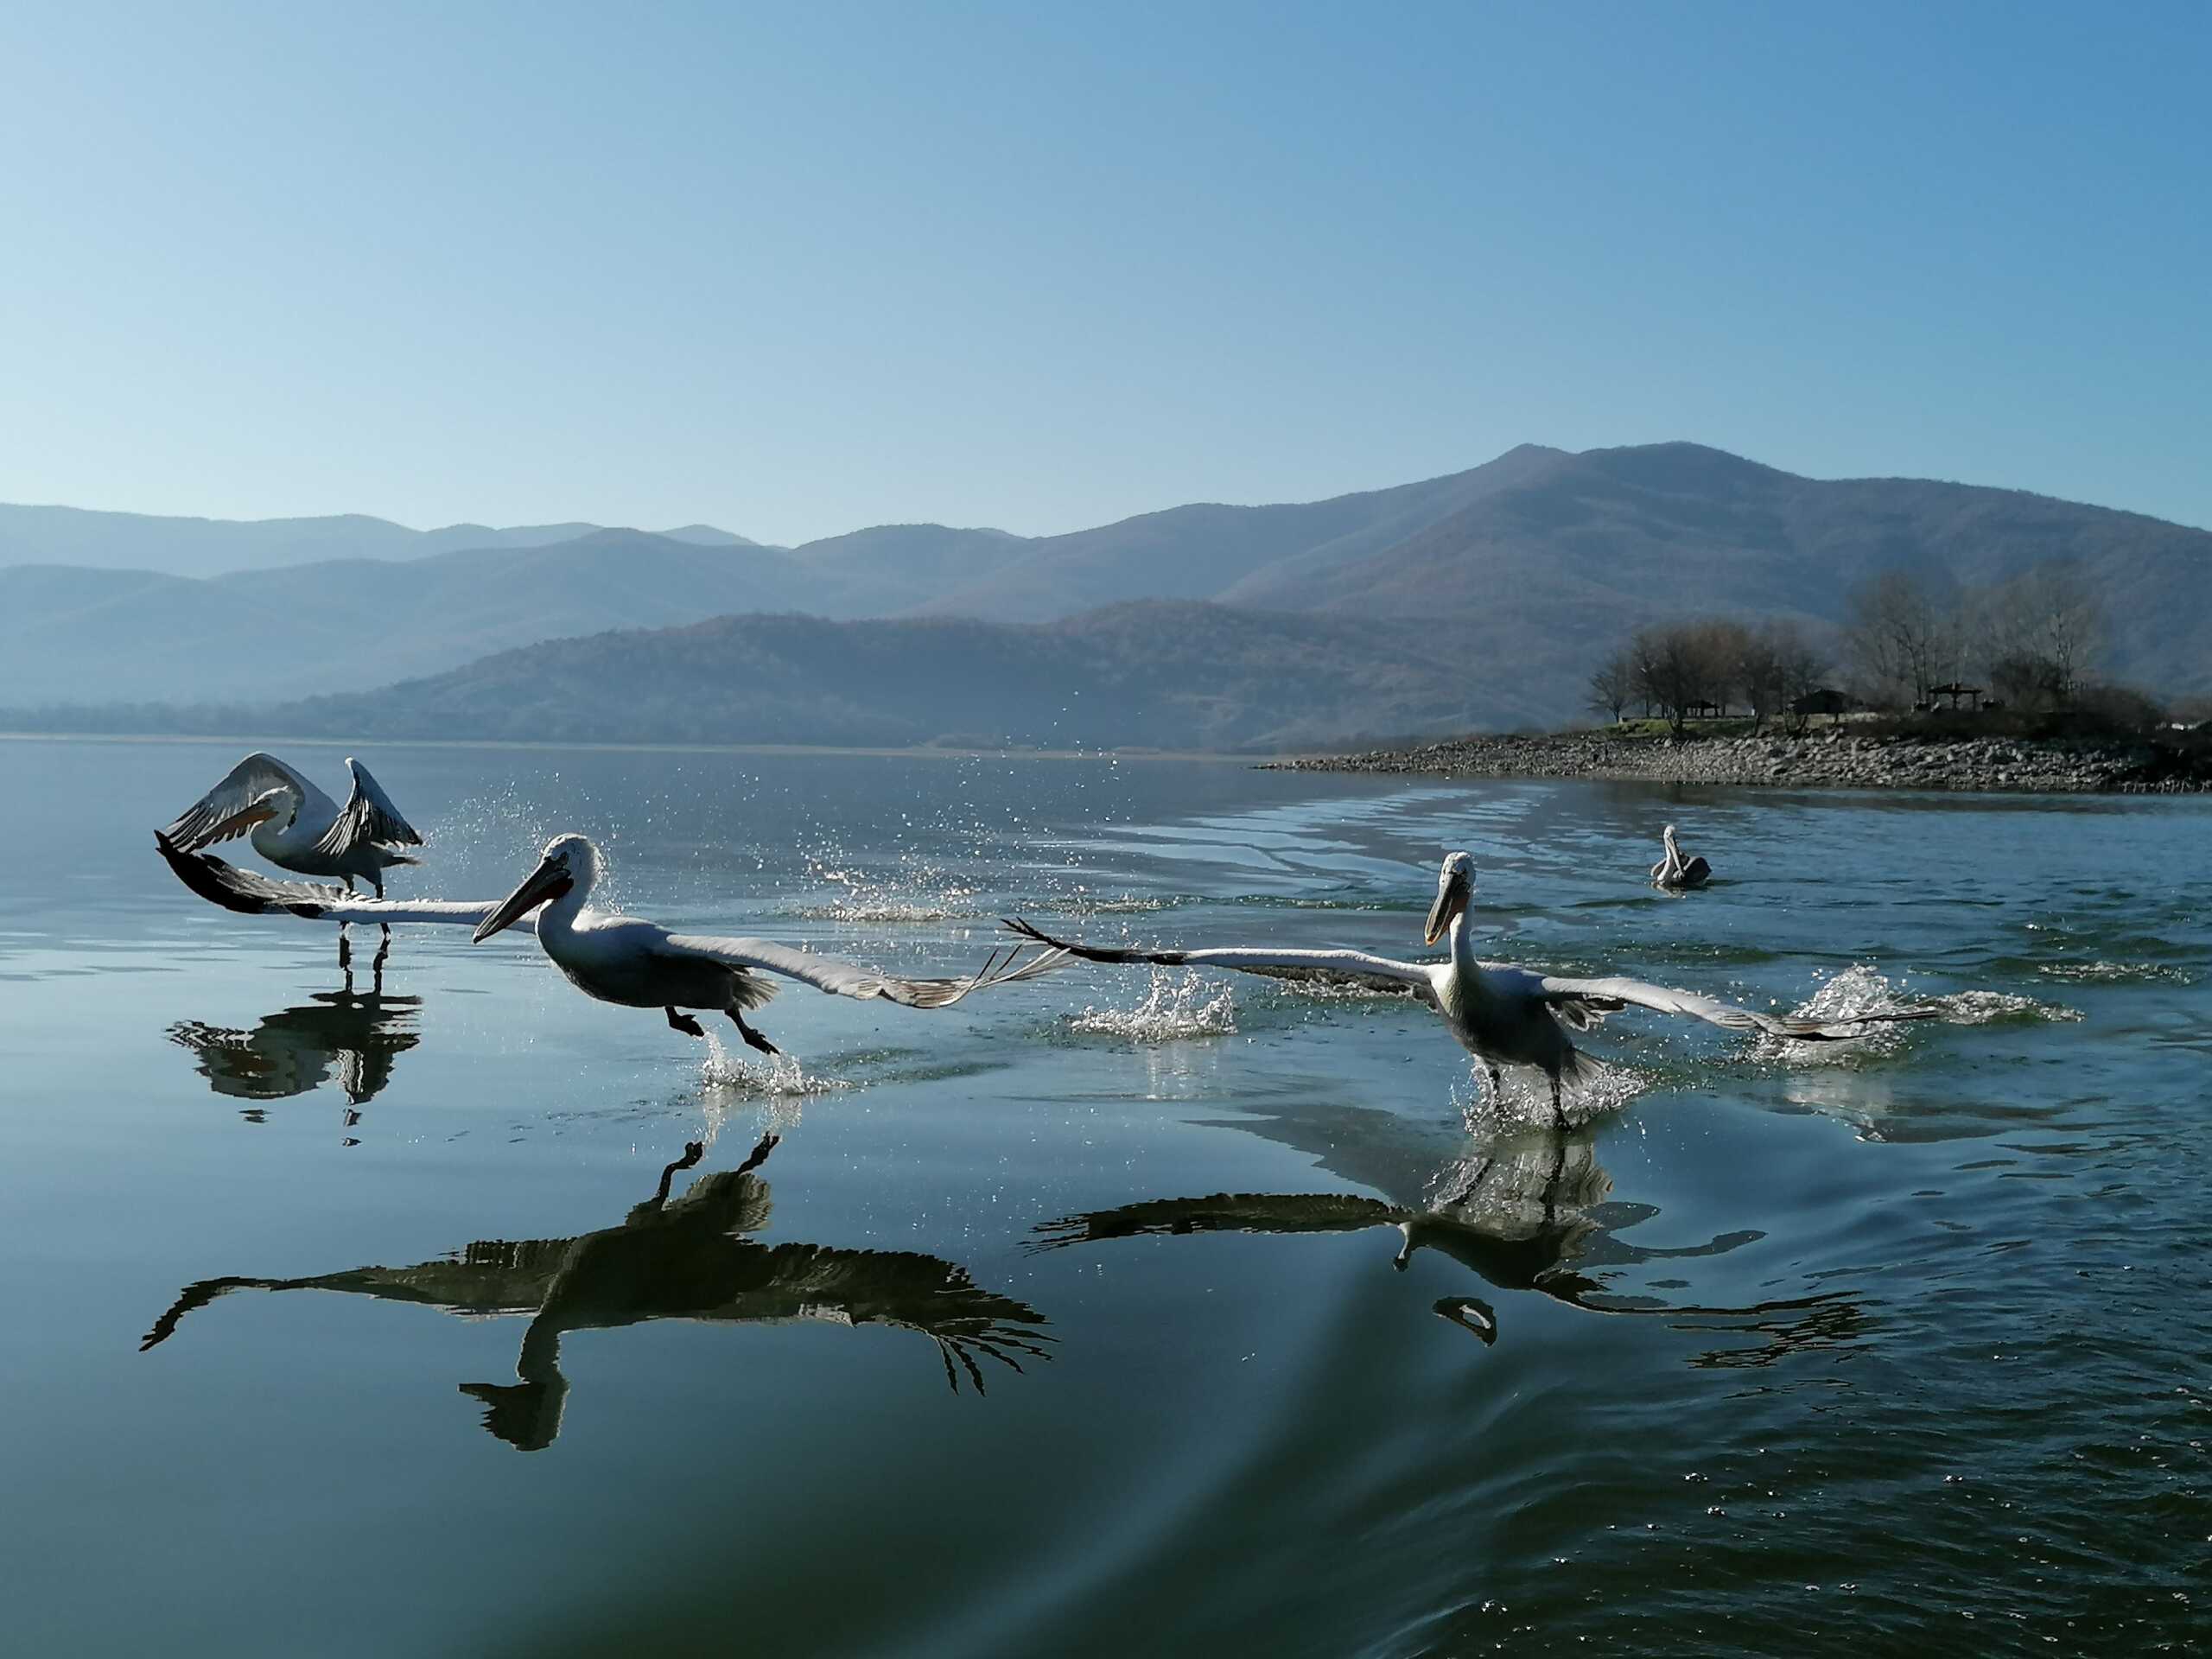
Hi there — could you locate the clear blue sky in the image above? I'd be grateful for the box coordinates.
[1,1,2205,544]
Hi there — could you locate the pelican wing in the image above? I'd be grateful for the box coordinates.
[1002,917,1435,1000]
[161,752,327,849]
[660,934,1067,1008]
[1528,971,1936,1040]
[313,757,424,858]
[155,833,531,931]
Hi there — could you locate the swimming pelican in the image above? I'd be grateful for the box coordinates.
[161,753,425,963]
[1007,851,1934,1127]
[1650,823,1711,889]
[155,830,1066,1058]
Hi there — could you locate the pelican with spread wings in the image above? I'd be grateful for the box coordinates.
[161,752,425,963]
[1007,851,1934,1126]
[156,830,1065,1058]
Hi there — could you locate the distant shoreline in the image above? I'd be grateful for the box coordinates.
[1265,730,2212,795]
[0,729,1256,764]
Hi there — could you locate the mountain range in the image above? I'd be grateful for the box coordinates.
[3,442,2205,745]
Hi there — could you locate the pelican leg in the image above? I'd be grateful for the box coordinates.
[372,931,391,976]
[1484,1062,1504,1109]
[337,924,352,970]
[1549,1073,1568,1131]
[728,1009,781,1057]
[664,1007,707,1039]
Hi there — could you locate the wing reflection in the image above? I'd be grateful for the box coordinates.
[1035,1100,1856,1362]
[140,1134,1052,1451]
[168,962,420,1111]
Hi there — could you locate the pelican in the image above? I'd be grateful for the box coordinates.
[1007,851,1934,1127]
[161,753,425,963]
[155,830,1066,1058]
[1651,823,1711,889]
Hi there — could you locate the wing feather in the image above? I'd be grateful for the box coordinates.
[155,833,527,930]
[313,757,424,860]
[1002,917,1435,1000]
[161,752,329,849]
[661,933,1066,1007]
[1532,972,1936,1040]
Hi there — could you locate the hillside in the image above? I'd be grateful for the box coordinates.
[54,603,1534,752]
[5,441,2205,735]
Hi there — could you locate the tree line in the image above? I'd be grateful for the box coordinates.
[1586,559,2129,737]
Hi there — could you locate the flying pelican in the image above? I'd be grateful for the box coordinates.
[141,1133,1052,1450]
[155,830,1065,1058]
[1007,851,1934,1127]
[1650,823,1711,889]
[161,753,425,963]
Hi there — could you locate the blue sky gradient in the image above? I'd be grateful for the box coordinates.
[2,1,2205,543]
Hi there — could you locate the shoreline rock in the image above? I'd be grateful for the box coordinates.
[1265,730,2212,795]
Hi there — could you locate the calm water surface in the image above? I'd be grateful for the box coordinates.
[1,739,2206,1656]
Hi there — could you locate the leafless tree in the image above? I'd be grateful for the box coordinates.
[1586,646,1637,725]
[1983,560,2107,709]
[1847,569,1961,709]
[1769,620,1831,735]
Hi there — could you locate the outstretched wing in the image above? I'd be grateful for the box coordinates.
[1529,971,1936,1040]
[161,752,328,849]
[313,757,424,859]
[1002,917,1436,1001]
[155,832,530,931]
[660,934,1066,1008]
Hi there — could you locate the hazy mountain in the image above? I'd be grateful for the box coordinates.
[783,524,1028,617]
[913,445,1567,622]
[78,603,1529,752]
[0,502,760,578]
[7,442,2204,739]
[1221,442,2212,702]
[0,531,811,706]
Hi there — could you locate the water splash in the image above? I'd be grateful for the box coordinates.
[1767,963,2080,1065]
[1068,969,1236,1042]
[697,1030,856,1099]
[1450,1057,1648,1132]
[785,853,982,925]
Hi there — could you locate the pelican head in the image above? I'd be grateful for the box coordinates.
[1662,823,1681,851]
[473,834,595,943]
[1424,851,1476,945]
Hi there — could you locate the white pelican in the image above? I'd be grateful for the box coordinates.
[155,830,1066,1058]
[1651,823,1711,889]
[1007,851,1934,1127]
[162,753,425,963]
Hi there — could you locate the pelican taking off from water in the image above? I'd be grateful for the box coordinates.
[156,831,1065,1058]
[1007,852,1932,1127]
[1650,823,1711,889]
[162,753,424,963]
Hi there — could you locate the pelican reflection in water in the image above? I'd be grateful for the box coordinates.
[141,1133,1052,1450]
[168,961,419,1120]
[1034,1100,1859,1360]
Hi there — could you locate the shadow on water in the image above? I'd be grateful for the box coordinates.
[167,957,420,1124]
[1038,1099,1863,1364]
[138,1133,1052,1451]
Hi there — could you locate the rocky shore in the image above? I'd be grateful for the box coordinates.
[1268,729,2212,794]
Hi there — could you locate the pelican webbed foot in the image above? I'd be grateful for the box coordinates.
[665,1007,707,1039]
[729,1010,780,1057]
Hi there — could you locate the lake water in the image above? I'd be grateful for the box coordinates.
[2,738,2206,1656]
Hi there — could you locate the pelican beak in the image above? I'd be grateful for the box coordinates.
[473,857,571,943]
[1423,874,1467,945]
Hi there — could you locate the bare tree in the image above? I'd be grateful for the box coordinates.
[1767,620,1830,734]
[1984,560,2107,709]
[1847,569,1961,709]
[1632,623,1708,738]
[1586,646,1637,726]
